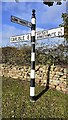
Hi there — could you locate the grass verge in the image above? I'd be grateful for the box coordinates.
[2,77,68,119]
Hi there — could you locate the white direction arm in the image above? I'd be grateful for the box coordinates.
[10,27,64,42]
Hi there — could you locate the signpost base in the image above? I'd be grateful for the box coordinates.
[30,96,36,102]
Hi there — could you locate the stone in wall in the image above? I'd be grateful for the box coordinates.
[0,63,67,94]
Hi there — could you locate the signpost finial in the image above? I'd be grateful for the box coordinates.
[32,9,35,18]
[32,9,35,13]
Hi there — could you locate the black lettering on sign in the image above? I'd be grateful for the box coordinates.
[27,35,29,40]
[18,37,22,41]
[23,36,24,40]
[43,31,48,35]
[37,32,40,36]
[53,32,56,36]
[58,31,62,36]
[12,17,18,22]
[15,37,17,41]
[58,29,62,36]
[50,32,56,37]
[19,20,26,25]
[12,37,17,41]
[37,30,48,39]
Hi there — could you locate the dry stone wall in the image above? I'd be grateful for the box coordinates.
[0,64,67,94]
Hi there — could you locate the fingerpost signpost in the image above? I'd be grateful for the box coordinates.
[10,9,64,102]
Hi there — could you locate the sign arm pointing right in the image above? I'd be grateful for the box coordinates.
[11,16,32,28]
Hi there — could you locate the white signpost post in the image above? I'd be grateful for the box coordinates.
[10,27,64,42]
[10,10,64,102]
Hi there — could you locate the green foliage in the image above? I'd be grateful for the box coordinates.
[62,13,68,41]
[43,2,54,7]
[43,0,66,7]
[1,44,67,66]
[2,46,31,65]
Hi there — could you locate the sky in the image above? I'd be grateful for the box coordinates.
[0,1,67,47]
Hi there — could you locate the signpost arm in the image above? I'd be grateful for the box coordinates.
[30,9,36,102]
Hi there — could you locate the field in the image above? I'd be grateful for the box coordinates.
[2,77,68,119]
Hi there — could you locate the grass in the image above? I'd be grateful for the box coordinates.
[2,76,68,119]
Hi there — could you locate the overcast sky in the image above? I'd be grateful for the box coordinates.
[0,1,67,47]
